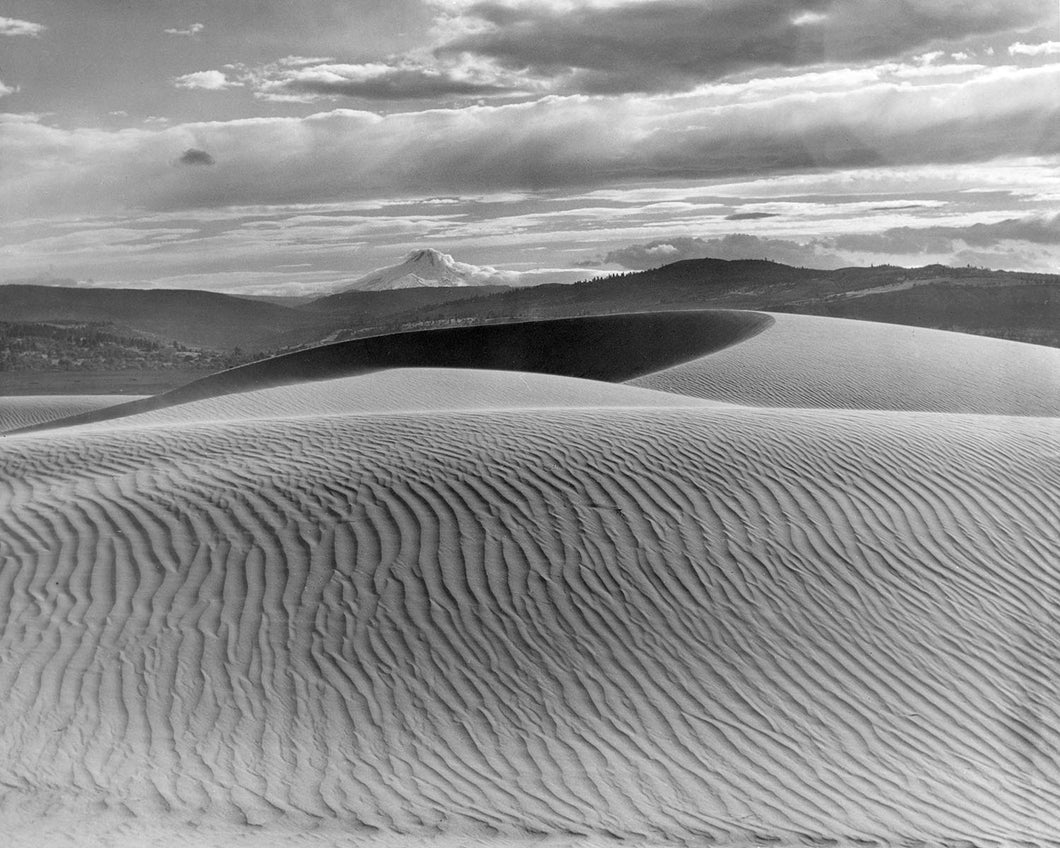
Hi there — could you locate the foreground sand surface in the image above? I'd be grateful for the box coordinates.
[1,312,1058,848]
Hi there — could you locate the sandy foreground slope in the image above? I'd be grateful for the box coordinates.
[0,312,1058,848]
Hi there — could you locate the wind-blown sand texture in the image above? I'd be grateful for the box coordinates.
[630,312,1060,415]
[0,394,145,435]
[1,311,1058,848]
[68,369,715,431]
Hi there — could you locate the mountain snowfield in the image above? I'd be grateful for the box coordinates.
[337,249,514,291]
[1,310,1058,848]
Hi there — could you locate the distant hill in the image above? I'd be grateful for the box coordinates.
[304,284,511,318]
[0,285,318,350]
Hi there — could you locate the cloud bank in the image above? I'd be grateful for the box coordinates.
[6,59,1060,218]
[437,0,1045,93]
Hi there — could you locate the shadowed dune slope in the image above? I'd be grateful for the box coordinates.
[2,405,1059,845]
[0,395,146,434]
[68,369,714,430]
[630,312,1060,415]
[12,310,768,433]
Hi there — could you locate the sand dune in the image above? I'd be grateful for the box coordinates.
[2,311,1058,846]
[0,394,144,435]
[630,312,1060,415]
[65,368,714,431]
[2,394,1059,846]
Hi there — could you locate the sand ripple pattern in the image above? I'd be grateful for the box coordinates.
[0,395,141,434]
[631,313,1060,415]
[1,407,1059,844]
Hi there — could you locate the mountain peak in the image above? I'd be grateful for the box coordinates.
[404,248,451,267]
[337,249,511,292]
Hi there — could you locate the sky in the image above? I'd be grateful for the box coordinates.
[2,0,1060,294]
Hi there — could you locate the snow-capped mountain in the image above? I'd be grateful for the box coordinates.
[338,249,512,292]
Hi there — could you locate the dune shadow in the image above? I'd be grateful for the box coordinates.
[9,309,771,433]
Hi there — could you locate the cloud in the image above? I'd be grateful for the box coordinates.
[604,234,846,270]
[0,79,15,98]
[0,16,45,37]
[164,22,204,37]
[177,148,216,166]
[206,56,525,102]
[197,0,1051,105]
[726,212,780,220]
[258,61,514,100]
[1009,41,1060,56]
[174,70,240,90]
[4,60,1060,219]
[437,0,1046,93]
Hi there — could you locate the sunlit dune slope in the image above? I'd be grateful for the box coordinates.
[0,395,145,434]
[2,403,1059,845]
[630,312,1060,415]
[14,309,768,432]
[67,368,713,430]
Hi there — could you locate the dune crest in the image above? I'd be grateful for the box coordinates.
[2,403,1059,845]
[12,310,768,433]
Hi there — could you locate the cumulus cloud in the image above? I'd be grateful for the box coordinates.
[194,56,525,102]
[165,22,204,37]
[1009,41,1060,56]
[605,235,846,270]
[257,61,514,100]
[437,0,1046,93]
[0,79,15,98]
[0,16,45,37]
[177,148,216,166]
[174,70,240,90]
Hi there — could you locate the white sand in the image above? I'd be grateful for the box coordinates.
[0,394,146,434]
[67,368,715,431]
[630,312,1060,414]
[1,314,1058,847]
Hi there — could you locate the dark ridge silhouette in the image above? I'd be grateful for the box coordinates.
[10,309,772,434]
[304,284,511,314]
[0,285,318,350]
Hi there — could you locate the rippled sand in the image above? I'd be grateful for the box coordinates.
[1,312,1057,848]
[0,395,144,434]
